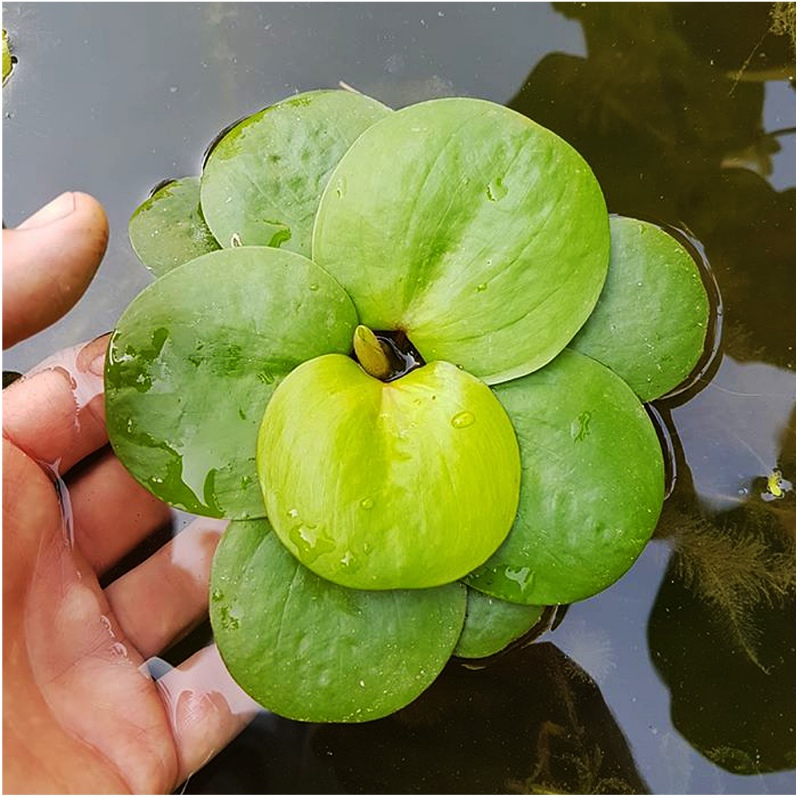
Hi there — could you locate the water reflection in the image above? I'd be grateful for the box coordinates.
[667,356,795,513]
[314,643,649,793]
[190,642,648,794]
[649,504,795,774]
[496,2,796,788]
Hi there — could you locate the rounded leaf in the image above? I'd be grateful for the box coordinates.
[201,89,391,257]
[128,177,220,277]
[257,357,521,589]
[105,246,358,518]
[210,519,467,722]
[454,586,544,659]
[466,348,664,605]
[313,97,610,384]
[570,216,710,401]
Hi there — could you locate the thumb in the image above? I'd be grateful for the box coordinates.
[3,191,109,348]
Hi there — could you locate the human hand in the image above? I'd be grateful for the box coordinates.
[3,193,259,792]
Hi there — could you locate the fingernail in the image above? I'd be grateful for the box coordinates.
[76,335,110,377]
[89,332,113,375]
[89,352,106,377]
[18,192,77,230]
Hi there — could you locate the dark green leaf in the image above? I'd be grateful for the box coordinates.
[454,586,544,659]
[128,177,220,277]
[211,519,467,722]
[105,246,358,518]
[466,349,664,605]
[201,89,391,257]
[570,216,710,401]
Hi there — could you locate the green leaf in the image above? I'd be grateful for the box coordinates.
[312,97,610,384]
[570,216,710,401]
[257,356,521,589]
[466,348,664,605]
[105,246,358,519]
[200,89,391,257]
[210,519,467,722]
[128,177,221,276]
[2,29,13,86]
[453,586,544,659]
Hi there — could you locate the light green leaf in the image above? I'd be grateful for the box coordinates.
[466,348,664,605]
[211,519,467,722]
[128,177,220,277]
[570,216,710,401]
[454,586,544,659]
[201,89,391,257]
[313,97,610,384]
[257,356,521,589]
[105,246,358,518]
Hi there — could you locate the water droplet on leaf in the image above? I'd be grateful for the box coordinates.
[451,411,475,428]
[289,522,335,563]
[504,565,533,591]
[485,176,508,201]
[339,551,360,572]
[570,411,591,442]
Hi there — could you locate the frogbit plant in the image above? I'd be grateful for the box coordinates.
[108,89,710,722]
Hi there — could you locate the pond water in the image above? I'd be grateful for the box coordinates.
[3,2,795,794]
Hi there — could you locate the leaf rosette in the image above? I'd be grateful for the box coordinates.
[106,89,710,722]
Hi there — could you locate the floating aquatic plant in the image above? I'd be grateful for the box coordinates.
[107,89,710,722]
[2,29,15,86]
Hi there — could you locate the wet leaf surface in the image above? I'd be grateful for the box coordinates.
[201,89,390,257]
[210,519,467,722]
[313,97,610,384]
[467,349,665,605]
[453,586,544,659]
[571,216,710,401]
[128,177,220,277]
[258,357,520,590]
[105,246,358,518]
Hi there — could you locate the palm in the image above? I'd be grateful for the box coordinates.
[3,439,179,792]
[2,342,252,793]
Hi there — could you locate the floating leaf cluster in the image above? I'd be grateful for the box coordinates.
[107,89,710,721]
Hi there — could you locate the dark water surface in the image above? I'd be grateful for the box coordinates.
[3,3,795,794]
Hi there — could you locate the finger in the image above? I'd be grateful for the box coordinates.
[2,336,109,474]
[2,192,108,348]
[66,447,173,575]
[146,645,261,784]
[105,518,227,657]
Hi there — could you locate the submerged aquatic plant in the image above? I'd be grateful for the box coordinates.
[107,89,710,722]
